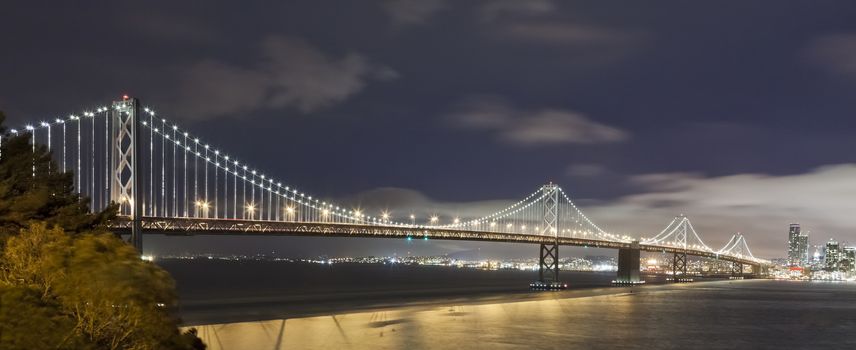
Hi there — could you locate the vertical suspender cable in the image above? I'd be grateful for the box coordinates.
[193,140,198,216]
[104,111,109,210]
[149,113,154,216]
[172,127,177,218]
[76,117,81,190]
[214,151,220,219]
[204,147,208,217]
[183,133,188,217]
[161,119,166,217]
[233,162,238,219]
[63,121,67,173]
[90,113,95,209]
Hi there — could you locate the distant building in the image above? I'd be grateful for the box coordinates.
[842,247,856,273]
[798,233,809,266]
[787,224,810,266]
[825,239,841,271]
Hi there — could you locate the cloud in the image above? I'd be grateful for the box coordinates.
[172,60,269,120]
[502,22,635,45]
[261,37,398,112]
[805,33,856,76]
[381,0,447,25]
[566,164,608,177]
[171,36,397,119]
[478,0,556,22]
[448,95,628,146]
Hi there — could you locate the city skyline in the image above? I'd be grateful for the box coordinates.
[4,1,856,258]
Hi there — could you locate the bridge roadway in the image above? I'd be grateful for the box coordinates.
[110,216,764,267]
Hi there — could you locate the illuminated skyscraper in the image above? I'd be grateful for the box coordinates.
[787,224,810,266]
[825,239,841,271]
[842,247,856,273]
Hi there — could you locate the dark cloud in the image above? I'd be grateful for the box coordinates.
[478,0,556,22]
[502,22,634,45]
[172,60,269,119]
[448,95,628,146]
[566,164,608,177]
[805,33,856,77]
[171,36,397,119]
[381,0,448,25]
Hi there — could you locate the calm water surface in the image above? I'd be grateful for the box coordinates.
[161,260,856,350]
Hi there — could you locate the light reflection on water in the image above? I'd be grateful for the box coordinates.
[188,280,856,350]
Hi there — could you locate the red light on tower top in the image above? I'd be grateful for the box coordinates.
[122,94,129,100]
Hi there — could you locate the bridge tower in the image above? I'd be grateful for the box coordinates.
[111,97,143,252]
[729,234,745,278]
[537,183,560,286]
[672,216,688,281]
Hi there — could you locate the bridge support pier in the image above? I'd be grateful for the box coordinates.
[730,261,744,279]
[538,244,559,283]
[672,251,689,282]
[753,264,766,277]
[614,241,642,285]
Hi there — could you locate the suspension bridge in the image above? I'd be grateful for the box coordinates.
[4,96,770,287]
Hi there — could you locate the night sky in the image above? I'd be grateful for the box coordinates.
[3,1,856,259]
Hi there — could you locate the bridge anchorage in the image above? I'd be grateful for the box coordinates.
[8,95,772,290]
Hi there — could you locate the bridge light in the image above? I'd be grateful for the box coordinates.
[490,222,496,227]
[382,212,390,220]
[453,218,460,224]
[430,216,438,223]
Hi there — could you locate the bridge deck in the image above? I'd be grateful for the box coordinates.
[109,217,764,267]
